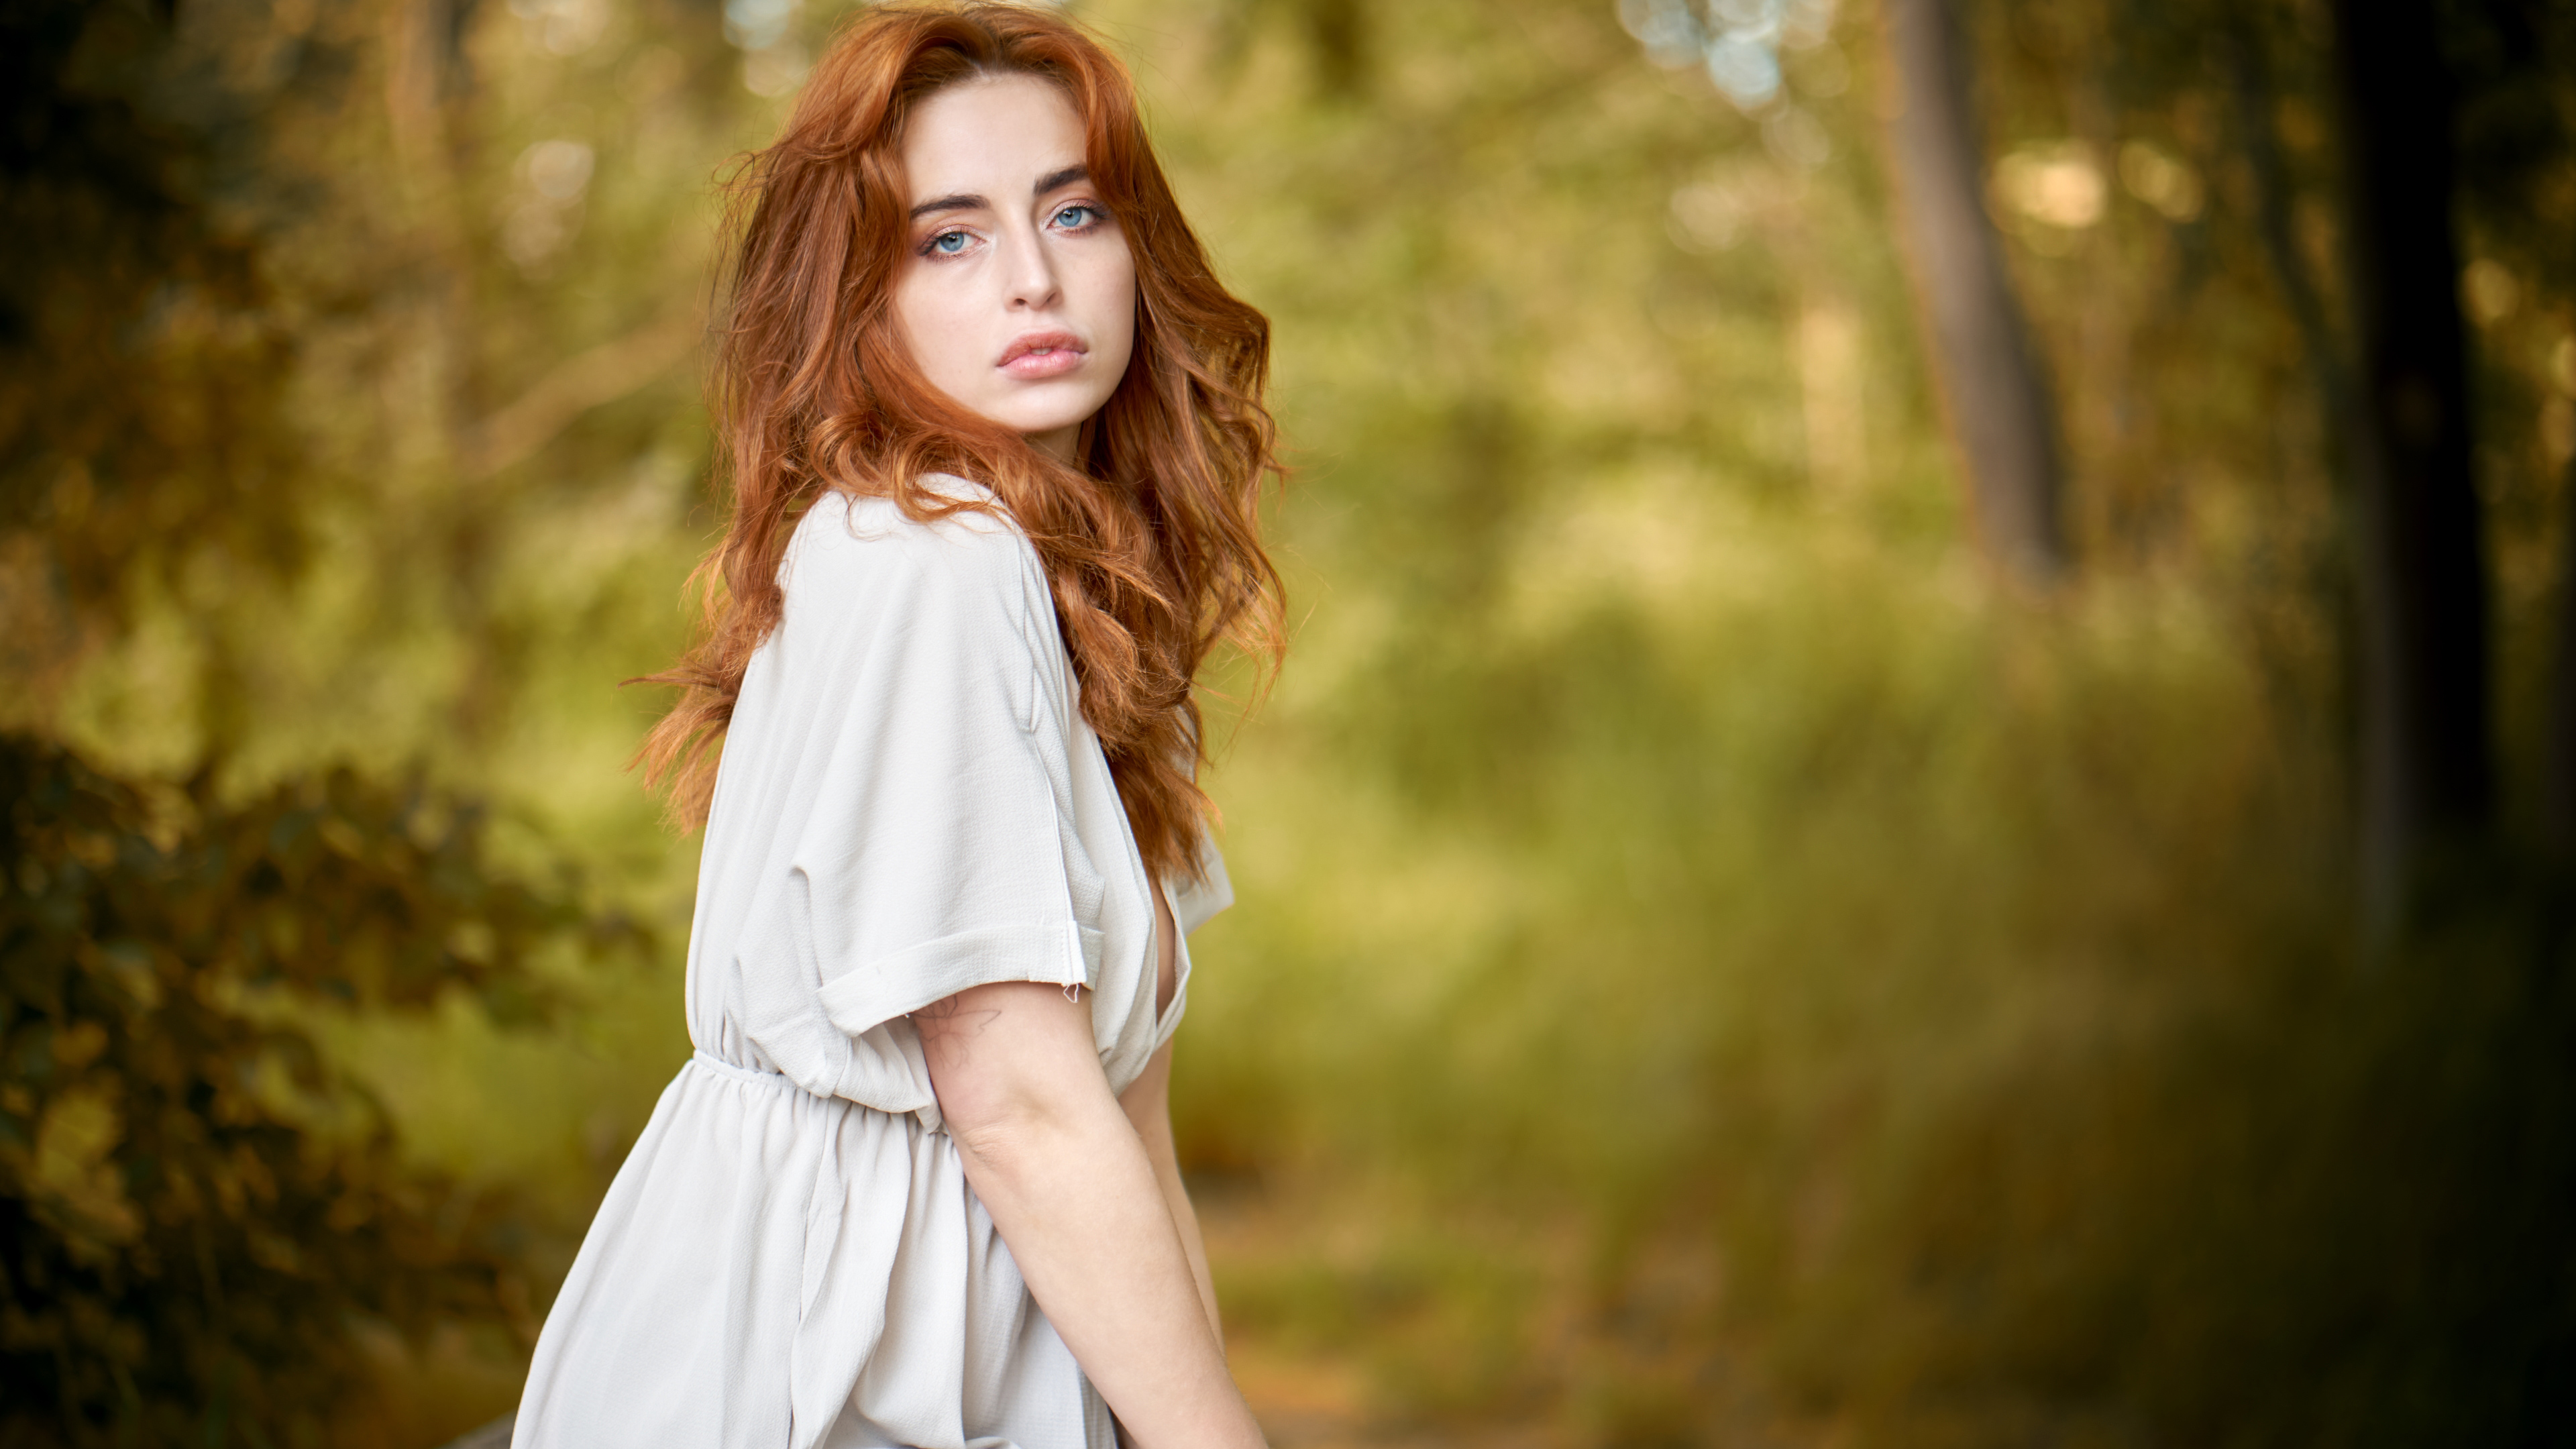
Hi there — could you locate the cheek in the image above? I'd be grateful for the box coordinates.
[892,272,977,386]
[1085,250,1139,360]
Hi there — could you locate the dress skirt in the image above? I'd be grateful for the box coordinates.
[511,1052,1116,1449]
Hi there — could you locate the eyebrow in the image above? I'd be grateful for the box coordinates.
[906,164,1092,220]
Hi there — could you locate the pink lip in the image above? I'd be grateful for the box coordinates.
[997,330,1086,380]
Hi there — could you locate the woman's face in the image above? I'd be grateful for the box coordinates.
[891,74,1137,464]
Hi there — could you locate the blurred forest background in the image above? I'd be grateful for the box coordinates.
[9,0,2576,1442]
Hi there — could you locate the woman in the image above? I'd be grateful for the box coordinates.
[511,7,1282,1447]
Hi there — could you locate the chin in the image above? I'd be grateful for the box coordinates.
[988,409,1089,441]
[987,390,1116,441]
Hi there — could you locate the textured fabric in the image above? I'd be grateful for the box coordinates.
[513,482,1230,1449]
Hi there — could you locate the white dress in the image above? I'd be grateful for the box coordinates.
[512,480,1230,1449]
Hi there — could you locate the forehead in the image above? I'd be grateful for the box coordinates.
[901,74,1086,199]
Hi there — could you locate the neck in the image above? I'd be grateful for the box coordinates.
[1027,423,1079,465]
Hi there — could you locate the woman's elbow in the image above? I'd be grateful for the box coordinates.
[939,1071,1071,1162]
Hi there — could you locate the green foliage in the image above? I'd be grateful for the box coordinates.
[0,735,645,1446]
[1788,896,2576,1447]
[1193,517,2576,1441]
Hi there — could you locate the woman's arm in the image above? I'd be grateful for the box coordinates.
[915,981,1265,1449]
[1118,1041,1222,1344]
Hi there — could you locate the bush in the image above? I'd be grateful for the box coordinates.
[0,737,644,1447]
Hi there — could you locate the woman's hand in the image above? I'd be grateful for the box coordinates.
[915,979,1265,1449]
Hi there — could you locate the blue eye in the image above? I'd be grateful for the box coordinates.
[929,230,969,255]
[1053,205,1097,229]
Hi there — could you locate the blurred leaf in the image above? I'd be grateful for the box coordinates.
[0,735,649,1445]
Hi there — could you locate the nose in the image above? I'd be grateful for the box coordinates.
[1002,222,1061,312]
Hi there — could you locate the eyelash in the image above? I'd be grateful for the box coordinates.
[915,203,1108,260]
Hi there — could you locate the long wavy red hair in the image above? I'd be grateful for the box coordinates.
[639,1,1285,881]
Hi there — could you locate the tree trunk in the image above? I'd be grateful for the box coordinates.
[2329,0,2494,932]
[1876,0,2067,588]
[2546,452,2576,860]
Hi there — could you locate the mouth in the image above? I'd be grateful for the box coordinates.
[997,330,1087,380]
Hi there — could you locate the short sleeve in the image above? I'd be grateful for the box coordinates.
[777,517,1104,1046]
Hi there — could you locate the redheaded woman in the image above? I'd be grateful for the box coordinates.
[511,7,1281,1446]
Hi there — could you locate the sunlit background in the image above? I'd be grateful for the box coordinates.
[9,0,2576,1443]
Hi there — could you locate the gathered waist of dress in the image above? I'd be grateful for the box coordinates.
[682,1049,949,1135]
[686,1049,798,1091]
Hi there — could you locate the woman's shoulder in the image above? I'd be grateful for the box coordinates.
[787,477,1037,590]
[780,478,1049,644]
